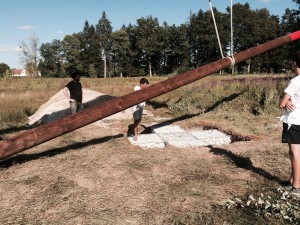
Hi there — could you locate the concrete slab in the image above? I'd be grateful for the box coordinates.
[189,129,231,146]
[189,129,229,139]
[153,125,185,134]
[127,124,232,149]
[157,132,207,148]
[127,133,166,148]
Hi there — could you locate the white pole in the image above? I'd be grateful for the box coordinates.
[230,0,234,74]
[230,0,233,56]
[101,49,107,78]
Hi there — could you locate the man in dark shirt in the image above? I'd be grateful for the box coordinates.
[63,74,83,114]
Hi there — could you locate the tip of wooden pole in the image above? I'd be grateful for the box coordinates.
[289,30,300,41]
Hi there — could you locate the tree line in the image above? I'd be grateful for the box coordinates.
[1,2,300,78]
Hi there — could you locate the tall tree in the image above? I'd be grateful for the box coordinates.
[0,63,10,77]
[232,3,280,73]
[252,9,281,73]
[187,9,229,68]
[156,23,189,74]
[135,16,160,76]
[294,0,300,6]
[156,22,172,74]
[61,34,82,75]
[78,21,100,77]
[169,24,189,73]
[96,11,113,78]
[39,39,63,77]
[20,33,40,76]
[281,9,298,34]
[124,23,143,76]
[111,29,132,77]
[289,0,300,49]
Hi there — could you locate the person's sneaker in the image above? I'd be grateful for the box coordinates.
[280,180,291,186]
[280,180,293,190]
[126,133,134,138]
[284,185,293,191]
[290,187,300,195]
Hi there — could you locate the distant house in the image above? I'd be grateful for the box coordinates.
[12,69,27,77]
[12,69,41,77]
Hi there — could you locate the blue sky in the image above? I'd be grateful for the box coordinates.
[0,0,298,69]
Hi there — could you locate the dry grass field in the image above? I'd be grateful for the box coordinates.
[0,75,299,224]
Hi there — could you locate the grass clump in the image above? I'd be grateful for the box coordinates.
[0,90,53,129]
[223,187,300,224]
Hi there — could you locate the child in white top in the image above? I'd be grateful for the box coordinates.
[131,78,149,140]
[280,50,300,195]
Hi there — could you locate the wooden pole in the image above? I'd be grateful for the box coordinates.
[0,31,300,160]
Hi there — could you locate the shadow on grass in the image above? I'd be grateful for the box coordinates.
[204,91,245,113]
[147,91,243,114]
[0,133,124,168]
[0,126,28,137]
[154,113,200,126]
[147,99,169,109]
[208,146,282,184]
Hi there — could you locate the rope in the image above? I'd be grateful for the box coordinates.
[227,55,236,67]
[208,0,224,58]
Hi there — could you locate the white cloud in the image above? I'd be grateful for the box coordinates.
[16,25,36,30]
[57,30,64,34]
[0,45,21,52]
[260,0,274,3]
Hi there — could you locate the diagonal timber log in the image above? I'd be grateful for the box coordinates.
[0,31,300,160]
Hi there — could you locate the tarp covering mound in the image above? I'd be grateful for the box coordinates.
[28,88,135,127]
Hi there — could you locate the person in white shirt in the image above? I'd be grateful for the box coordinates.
[280,50,300,195]
[130,78,149,141]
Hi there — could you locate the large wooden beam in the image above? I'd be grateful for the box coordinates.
[0,31,300,160]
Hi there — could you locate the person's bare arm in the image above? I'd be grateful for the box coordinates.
[63,87,75,102]
[280,93,295,111]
